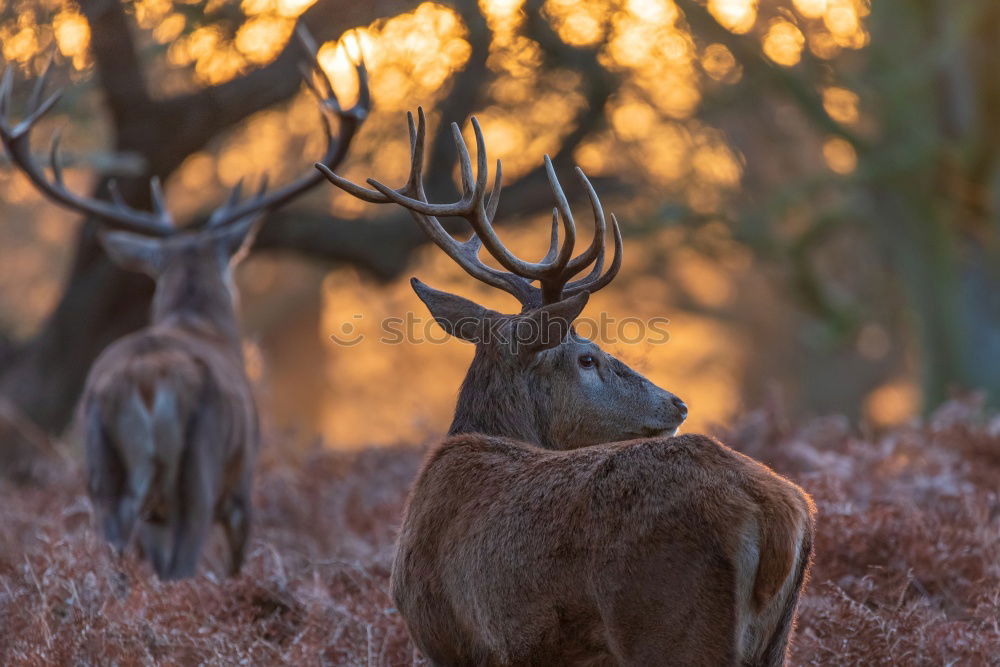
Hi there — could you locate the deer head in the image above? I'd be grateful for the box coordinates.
[96,212,264,343]
[0,28,369,342]
[320,109,686,449]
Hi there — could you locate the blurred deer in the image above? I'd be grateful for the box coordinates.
[0,29,369,579]
[321,110,815,665]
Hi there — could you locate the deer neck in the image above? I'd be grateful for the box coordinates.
[448,348,548,446]
[150,272,242,347]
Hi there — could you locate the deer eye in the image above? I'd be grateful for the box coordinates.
[578,354,596,369]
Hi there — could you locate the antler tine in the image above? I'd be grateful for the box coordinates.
[485,158,502,222]
[528,160,620,303]
[204,178,244,227]
[453,118,489,206]
[541,154,577,272]
[368,117,565,283]
[200,25,370,230]
[407,106,428,197]
[316,105,427,203]
[354,56,371,114]
[0,67,174,235]
[48,128,64,183]
[562,166,606,275]
[295,26,336,99]
[564,213,623,297]
[362,117,477,218]
[0,66,15,124]
[298,61,327,107]
[296,24,320,60]
[540,210,560,264]
[27,54,55,114]
[107,179,127,208]
[149,176,169,221]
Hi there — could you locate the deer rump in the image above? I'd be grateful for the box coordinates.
[392,433,814,667]
[82,328,257,579]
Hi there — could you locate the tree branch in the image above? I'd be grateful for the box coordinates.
[425,2,493,196]
[522,0,618,165]
[155,0,421,168]
[673,0,868,151]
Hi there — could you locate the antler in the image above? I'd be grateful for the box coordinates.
[201,26,370,229]
[0,59,173,235]
[0,26,369,236]
[317,107,621,309]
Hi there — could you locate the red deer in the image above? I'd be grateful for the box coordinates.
[0,30,368,579]
[321,109,815,665]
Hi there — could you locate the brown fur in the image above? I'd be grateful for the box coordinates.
[82,236,259,580]
[394,434,814,666]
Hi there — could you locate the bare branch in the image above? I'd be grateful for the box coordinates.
[157,0,418,165]
[673,0,867,150]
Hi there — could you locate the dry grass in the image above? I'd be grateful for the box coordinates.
[1,399,998,665]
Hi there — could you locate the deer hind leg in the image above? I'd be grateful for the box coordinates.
[104,388,158,557]
[748,530,813,667]
[163,440,215,580]
[84,406,131,554]
[138,520,173,578]
[220,470,252,576]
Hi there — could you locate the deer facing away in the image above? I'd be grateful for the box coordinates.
[322,110,815,665]
[0,30,368,579]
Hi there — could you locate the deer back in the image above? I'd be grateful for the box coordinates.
[392,433,814,665]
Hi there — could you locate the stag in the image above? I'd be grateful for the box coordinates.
[321,110,815,665]
[0,29,369,579]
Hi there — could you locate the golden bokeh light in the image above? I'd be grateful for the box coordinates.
[235,14,295,65]
[763,19,805,67]
[152,13,185,44]
[822,136,857,174]
[701,43,741,83]
[793,0,827,18]
[134,0,174,30]
[692,138,742,188]
[544,0,608,47]
[277,0,318,18]
[708,0,758,34]
[822,86,860,125]
[865,380,919,427]
[52,10,89,64]
[825,0,869,48]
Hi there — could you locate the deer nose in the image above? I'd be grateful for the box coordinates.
[672,396,688,420]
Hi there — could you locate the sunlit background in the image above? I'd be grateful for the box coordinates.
[3,0,993,449]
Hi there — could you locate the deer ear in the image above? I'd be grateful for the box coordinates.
[411,277,495,343]
[514,291,590,356]
[98,230,165,277]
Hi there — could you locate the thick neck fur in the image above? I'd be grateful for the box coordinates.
[449,345,551,447]
[150,256,242,346]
